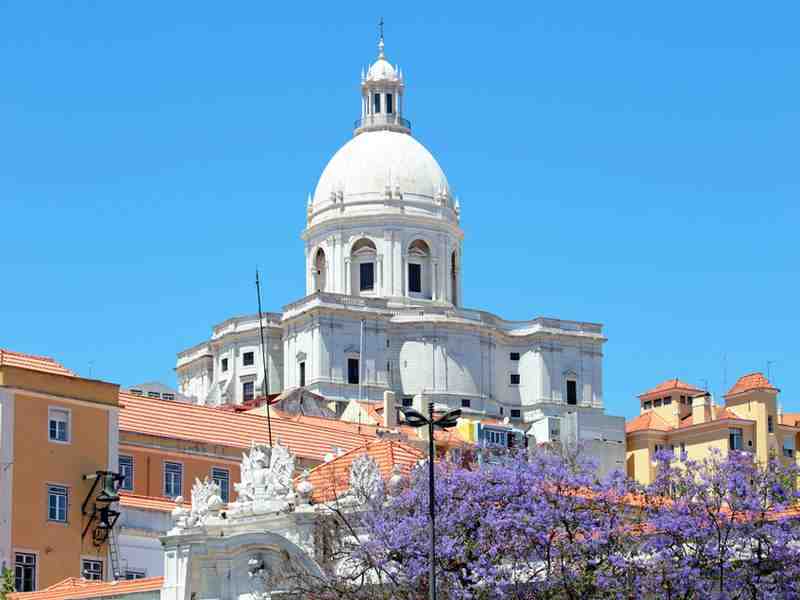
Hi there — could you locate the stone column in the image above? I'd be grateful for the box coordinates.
[431,259,439,301]
[377,255,384,296]
[344,257,352,295]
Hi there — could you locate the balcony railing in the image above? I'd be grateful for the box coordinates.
[354,114,411,131]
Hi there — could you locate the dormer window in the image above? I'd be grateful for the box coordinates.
[386,93,393,114]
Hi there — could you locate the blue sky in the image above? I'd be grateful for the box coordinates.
[1,3,798,419]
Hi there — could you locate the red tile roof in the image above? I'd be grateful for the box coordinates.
[678,407,743,428]
[781,413,800,428]
[297,439,424,503]
[0,348,76,377]
[119,392,376,463]
[725,372,778,397]
[638,378,704,400]
[625,411,673,433]
[627,405,749,434]
[8,577,163,600]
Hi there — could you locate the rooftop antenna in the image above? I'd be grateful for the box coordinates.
[379,16,384,42]
[255,269,273,447]
[767,360,776,382]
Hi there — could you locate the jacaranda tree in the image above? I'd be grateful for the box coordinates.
[286,445,800,599]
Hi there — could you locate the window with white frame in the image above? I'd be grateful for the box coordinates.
[48,485,68,522]
[242,381,255,402]
[211,467,230,503]
[729,428,744,451]
[82,559,103,581]
[164,462,183,498]
[484,429,507,446]
[48,408,69,443]
[509,373,520,385]
[119,455,134,491]
[15,553,36,592]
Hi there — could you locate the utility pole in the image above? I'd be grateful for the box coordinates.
[256,269,273,446]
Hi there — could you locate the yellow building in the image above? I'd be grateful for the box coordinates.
[0,349,120,591]
[626,373,800,484]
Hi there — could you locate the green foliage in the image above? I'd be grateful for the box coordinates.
[0,567,15,600]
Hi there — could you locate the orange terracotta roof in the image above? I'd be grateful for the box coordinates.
[8,577,163,600]
[625,411,673,433]
[638,378,704,400]
[119,392,376,463]
[297,439,424,503]
[628,406,750,434]
[678,407,744,428]
[781,413,800,427]
[0,348,76,377]
[725,372,778,397]
[120,492,181,512]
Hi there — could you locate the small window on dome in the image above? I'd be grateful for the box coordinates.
[373,93,381,114]
[386,93,393,114]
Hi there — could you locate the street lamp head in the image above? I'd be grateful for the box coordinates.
[399,407,429,428]
[434,408,461,430]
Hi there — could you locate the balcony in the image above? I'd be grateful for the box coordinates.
[354,114,411,133]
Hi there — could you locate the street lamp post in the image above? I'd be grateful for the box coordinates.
[399,401,461,600]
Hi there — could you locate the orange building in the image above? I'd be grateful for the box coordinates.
[0,350,120,591]
[626,373,800,484]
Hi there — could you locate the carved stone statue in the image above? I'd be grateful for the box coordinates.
[235,443,272,502]
[349,454,382,503]
[231,441,296,517]
[265,442,295,499]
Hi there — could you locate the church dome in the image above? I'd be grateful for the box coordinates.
[311,130,449,209]
[305,32,460,230]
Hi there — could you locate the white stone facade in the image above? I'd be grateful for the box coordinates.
[175,37,620,438]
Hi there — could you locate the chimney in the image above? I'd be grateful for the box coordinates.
[692,393,711,425]
[383,391,397,428]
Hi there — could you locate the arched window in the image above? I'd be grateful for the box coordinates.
[314,248,326,292]
[351,238,377,295]
[407,239,431,299]
[451,250,458,306]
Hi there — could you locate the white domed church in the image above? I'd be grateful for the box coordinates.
[176,36,624,452]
